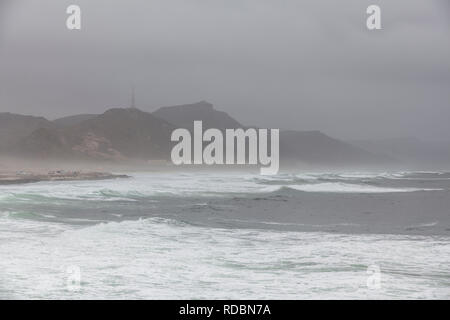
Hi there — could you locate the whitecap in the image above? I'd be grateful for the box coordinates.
[286,182,442,193]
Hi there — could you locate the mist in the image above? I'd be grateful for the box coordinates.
[0,0,449,141]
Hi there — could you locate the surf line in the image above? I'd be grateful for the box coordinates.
[171,121,279,175]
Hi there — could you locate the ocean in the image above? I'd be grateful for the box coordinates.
[0,171,449,299]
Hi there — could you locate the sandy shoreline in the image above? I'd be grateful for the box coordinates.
[0,171,129,185]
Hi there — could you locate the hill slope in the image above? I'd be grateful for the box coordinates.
[153,101,242,130]
[13,108,175,161]
[280,130,387,166]
[1,104,388,166]
[53,114,98,127]
[0,113,55,150]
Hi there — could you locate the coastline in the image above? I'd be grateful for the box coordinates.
[0,171,130,185]
[1,169,449,236]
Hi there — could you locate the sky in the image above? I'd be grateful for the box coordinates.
[0,0,449,140]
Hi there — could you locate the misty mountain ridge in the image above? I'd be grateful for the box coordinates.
[1,101,396,167]
[153,101,243,130]
[0,112,55,150]
[53,113,98,127]
[10,108,174,161]
[280,130,387,165]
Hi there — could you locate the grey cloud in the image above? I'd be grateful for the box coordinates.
[0,0,449,140]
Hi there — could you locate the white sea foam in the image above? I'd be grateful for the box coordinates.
[0,217,449,299]
[0,173,282,201]
[1,171,449,299]
[287,183,442,193]
[0,171,444,204]
[406,221,439,229]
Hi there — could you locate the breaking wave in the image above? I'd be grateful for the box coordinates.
[0,171,446,204]
[0,216,449,299]
[283,183,440,193]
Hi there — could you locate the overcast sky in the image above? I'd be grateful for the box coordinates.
[0,0,449,140]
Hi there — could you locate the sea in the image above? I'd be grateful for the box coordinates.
[0,171,449,299]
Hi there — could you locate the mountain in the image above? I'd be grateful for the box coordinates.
[153,101,242,130]
[69,108,174,159]
[53,114,98,127]
[152,101,384,166]
[14,127,72,158]
[280,130,388,166]
[13,108,175,161]
[1,103,388,166]
[0,113,55,150]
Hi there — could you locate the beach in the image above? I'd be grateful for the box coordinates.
[0,171,129,185]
